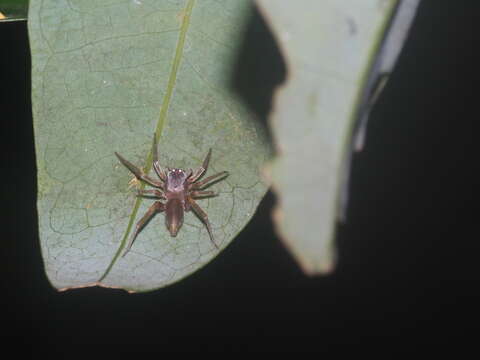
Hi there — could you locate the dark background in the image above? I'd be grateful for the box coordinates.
[1,0,478,352]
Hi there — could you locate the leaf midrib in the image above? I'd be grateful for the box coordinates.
[98,0,195,282]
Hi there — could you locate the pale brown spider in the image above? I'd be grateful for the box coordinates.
[115,136,228,256]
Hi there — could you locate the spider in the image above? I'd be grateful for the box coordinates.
[115,136,228,256]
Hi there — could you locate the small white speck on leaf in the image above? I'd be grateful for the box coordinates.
[280,31,291,42]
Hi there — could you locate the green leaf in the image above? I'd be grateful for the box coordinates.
[256,0,403,274]
[29,0,271,292]
[0,0,28,22]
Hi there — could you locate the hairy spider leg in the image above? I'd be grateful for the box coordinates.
[115,152,163,189]
[187,197,218,249]
[189,149,212,183]
[136,189,165,199]
[123,201,165,257]
[191,171,229,190]
[152,135,167,181]
[191,190,216,198]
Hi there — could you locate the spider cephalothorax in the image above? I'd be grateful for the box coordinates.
[115,136,228,256]
[166,169,189,192]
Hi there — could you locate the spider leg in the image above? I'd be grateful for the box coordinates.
[189,149,212,183]
[122,201,165,257]
[187,197,218,249]
[136,189,165,199]
[191,190,216,198]
[115,152,163,189]
[152,135,167,181]
[191,171,229,190]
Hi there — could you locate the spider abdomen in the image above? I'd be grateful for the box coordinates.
[165,198,184,237]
